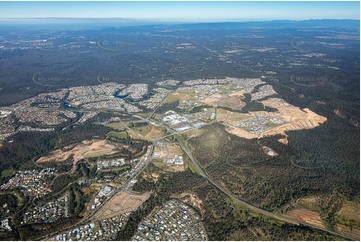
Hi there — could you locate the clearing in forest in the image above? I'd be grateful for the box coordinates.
[36,139,123,164]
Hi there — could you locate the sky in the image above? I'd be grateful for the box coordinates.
[0,1,359,22]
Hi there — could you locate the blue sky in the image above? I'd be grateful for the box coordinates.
[0,1,359,21]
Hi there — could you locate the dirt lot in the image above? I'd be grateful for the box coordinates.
[284,209,326,229]
[152,143,186,172]
[225,126,258,139]
[201,91,246,110]
[36,139,122,164]
[153,143,183,160]
[221,97,327,142]
[93,191,150,220]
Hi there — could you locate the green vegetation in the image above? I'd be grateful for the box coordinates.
[132,125,153,137]
[164,94,180,104]
[0,168,16,179]
[11,191,24,207]
[132,167,346,241]
[241,93,277,113]
[104,122,127,130]
[68,184,85,217]
[51,174,75,193]
[187,122,359,219]
[155,100,182,114]
[107,131,128,139]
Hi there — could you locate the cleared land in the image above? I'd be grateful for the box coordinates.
[104,122,127,130]
[335,200,360,240]
[152,143,186,172]
[167,85,327,144]
[128,125,165,141]
[217,108,253,125]
[201,94,245,110]
[93,191,150,220]
[284,209,326,229]
[36,139,122,164]
[165,89,195,104]
[221,97,327,143]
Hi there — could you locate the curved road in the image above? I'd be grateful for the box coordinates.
[175,135,355,241]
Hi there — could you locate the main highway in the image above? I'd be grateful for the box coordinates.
[173,134,355,241]
[38,114,354,241]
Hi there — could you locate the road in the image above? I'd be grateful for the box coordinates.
[174,134,355,241]
[37,143,155,241]
[36,110,355,241]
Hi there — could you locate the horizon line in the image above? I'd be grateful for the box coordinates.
[0,17,359,21]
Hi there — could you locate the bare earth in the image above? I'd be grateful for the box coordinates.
[93,191,150,220]
[284,209,326,229]
[36,139,121,164]
[223,97,327,143]
[201,93,245,110]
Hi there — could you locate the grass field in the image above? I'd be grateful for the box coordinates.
[11,191,24,207]
[165,89,196,104]
[104,122,127,130]
[217,108,252,125]
[132,125,153,137]
[335,199,360,238]
[127,125,165,141]
[107,131,128,139]
[152,158,166,170]
[297,196,320,211]
[1,169,16,178]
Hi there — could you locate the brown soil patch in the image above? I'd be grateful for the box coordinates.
[70,101,82,106]
[151,173,160,181]
[284,209,326,228]
[228,89,246,97]
[153,143,183,160]
[225,126,258,139]
[278,136,289,145]
[201,93,245,110]
[226,98,327,142]
[93,191,150,220]
[36,139,121,164]
[152,142,186,173]
[182,129,205,139]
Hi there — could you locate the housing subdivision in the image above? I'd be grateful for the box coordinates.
[51,213,130,241]
[132,199,207,241]
[0,168,56,197]
[22,194,69,224]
